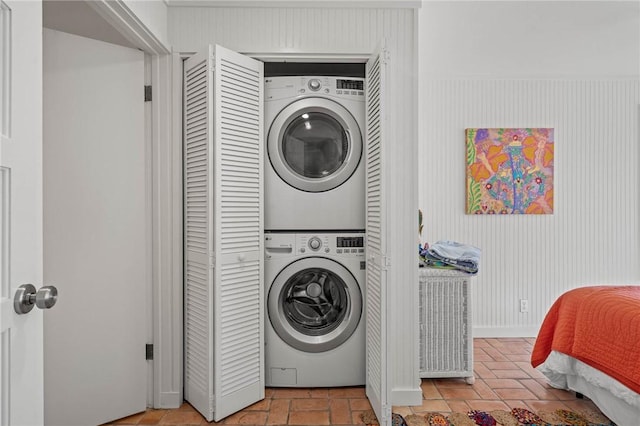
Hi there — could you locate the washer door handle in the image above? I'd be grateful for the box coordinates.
[344,129,352,148]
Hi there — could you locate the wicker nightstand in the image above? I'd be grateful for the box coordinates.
[418,268,474,384]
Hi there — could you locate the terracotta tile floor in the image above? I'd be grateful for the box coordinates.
[106,337,605,425]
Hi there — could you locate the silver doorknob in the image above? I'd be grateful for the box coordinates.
[36,286,58,309]
[14,284,58,314]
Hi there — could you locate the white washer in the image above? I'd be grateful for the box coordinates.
[265,76,365,231]
[265,232,365,387]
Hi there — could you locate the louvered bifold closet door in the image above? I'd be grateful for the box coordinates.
[365,45,390,426]
[211,45,264,422]
[183,45,264,423]
[184,46,216,421]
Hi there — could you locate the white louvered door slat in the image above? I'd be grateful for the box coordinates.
[365,45,390,426]
[184,45,264,423]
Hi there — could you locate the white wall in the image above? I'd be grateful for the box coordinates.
[419,1,640,336]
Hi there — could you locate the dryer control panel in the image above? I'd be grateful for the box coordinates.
[265,76,365,101]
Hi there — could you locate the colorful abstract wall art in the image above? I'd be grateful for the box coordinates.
[466,128,554,215]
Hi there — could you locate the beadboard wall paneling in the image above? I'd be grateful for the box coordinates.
[420,1,639,78]
[168,6,421,404]
[169,7,406,54]
[420,79,640,337]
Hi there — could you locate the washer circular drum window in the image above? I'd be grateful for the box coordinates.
[268,257,362,353]
[268,98,363,193]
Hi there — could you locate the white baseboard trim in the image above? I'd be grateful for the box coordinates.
[157,391,182,409]
[473,325,540,338]
[391,387,423,406]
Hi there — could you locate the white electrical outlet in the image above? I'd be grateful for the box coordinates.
[520,299,529,313]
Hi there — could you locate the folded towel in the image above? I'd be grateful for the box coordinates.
[426,240,481,274]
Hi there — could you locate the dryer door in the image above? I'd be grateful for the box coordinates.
[268,257,362,353]
[267,98,362,192]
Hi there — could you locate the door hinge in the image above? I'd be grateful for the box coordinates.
[382,48,390,64]
[144,85,152,102]
[145,343,153,360]
[383,405,392,423]
[209,252,216,269]
[209,396,215,416]
[383,256,391,269]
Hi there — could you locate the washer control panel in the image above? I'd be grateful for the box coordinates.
[296,233,365,256]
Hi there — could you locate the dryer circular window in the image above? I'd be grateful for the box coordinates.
[267,98,363,193]
[268,257,362,353]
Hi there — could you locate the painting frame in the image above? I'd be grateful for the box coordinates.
[466,128,554,215]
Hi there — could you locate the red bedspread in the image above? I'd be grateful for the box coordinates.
[531,286,640,394]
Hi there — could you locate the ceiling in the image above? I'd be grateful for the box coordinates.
[42,0,138,49]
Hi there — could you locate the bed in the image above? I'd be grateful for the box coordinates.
[531,286,640,426]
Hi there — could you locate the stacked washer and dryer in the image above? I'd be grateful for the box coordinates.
[264,76,367,387]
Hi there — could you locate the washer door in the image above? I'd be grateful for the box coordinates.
[268,257,362,353]
[268,98,362,192]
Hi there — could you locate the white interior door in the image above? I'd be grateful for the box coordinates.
[42,29,147,426]
[365,45,391,426]
[183,44,264,422]
[0,1,44,425]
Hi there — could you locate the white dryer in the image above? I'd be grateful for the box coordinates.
[265,76,365,231]
[264,232,365,387]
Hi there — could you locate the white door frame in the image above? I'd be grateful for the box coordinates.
[85,0,183,410]
[163,51,373,410]
[163,46,420,412]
